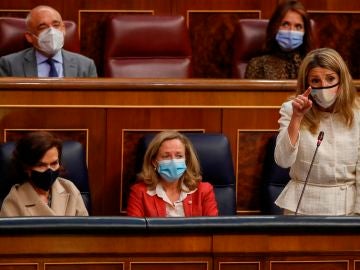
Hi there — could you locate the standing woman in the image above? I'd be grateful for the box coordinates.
[0,131,88,216]
[274,48,360,215]
[245,0,313,79]
[127,130,218,217]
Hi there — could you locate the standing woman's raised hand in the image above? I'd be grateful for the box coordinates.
[287,86,313,146]
[292,86,313,118]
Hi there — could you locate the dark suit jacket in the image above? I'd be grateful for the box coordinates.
[0,48,97,77]
[127,181,219,217]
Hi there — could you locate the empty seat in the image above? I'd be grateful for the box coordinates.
[104,15,192,78]
[0,17,80,57]
[232,19,268,79]
[260,135,290,214]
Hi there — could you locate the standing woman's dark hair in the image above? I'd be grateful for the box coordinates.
[12,131,62,183]
[265,0,313,57]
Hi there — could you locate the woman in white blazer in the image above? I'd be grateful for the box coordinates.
[275,48,360,215]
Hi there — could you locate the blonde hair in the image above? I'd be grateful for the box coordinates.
[296,48,358,133]
[138,130,202,190]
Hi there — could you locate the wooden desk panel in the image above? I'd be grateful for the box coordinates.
[0,78,358,215]
[0,78,296,107]
[0,216,360,270]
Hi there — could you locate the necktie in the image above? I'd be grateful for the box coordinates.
[46,58,58,77]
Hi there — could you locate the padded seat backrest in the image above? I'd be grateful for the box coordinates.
[232,19,268,79]
[0,140,91,213]
[139,133,236,216]
[232,18,318,78]
[104,15,192,78]
[261,135,290,214]
[0,17,80,57]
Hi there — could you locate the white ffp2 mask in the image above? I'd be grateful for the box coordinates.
[37,27,64,55]
[310,82,339,108]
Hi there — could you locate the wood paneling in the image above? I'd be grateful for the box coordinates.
[0,1,359,77]
[218,261,260,270]
[130,261,209,270]
[0,219,360,269]
[188,11,260,78]
[0,78,358,215]
[46,263,124,270]
[309,12,360,78]
[302,0,360,10]
[0,265,37,270]
[0,78,297,106]
[270,261,348,270]
[236,130,278,212]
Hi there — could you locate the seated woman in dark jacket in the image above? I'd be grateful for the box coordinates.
[245,0,314,79]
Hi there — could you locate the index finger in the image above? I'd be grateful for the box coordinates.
[303,86,312,97]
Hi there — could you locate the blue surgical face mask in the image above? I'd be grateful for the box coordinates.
[275,30,304,51]
[157,158,187,182]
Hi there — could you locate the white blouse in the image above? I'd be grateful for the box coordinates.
[147,183,197,217]
[274,101,360,215]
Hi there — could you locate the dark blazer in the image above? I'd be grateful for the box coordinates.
[0,48,97,77]
[127,181,219,217]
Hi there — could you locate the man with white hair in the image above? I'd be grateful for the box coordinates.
[0,5,97,77]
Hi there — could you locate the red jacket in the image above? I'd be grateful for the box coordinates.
[127,182,218,217]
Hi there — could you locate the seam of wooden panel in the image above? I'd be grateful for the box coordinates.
[44,262,125,266]
[0,9,29,12]
[186,10,261,27]
[219,261,260,270]
[3,128,89,165]
[78,9,154,38]
[120,128,205,214]
[129,261,209,270]
[270,260,349,270]
[0,105,282,109]
[0,262,38,267]
[308,10,360,14]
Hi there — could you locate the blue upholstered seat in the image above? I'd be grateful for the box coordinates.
[260,135,290,214]
[139,132,237,216]
[0,141,91,213]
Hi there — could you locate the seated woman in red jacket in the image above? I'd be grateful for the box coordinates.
[127,130,218,217]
